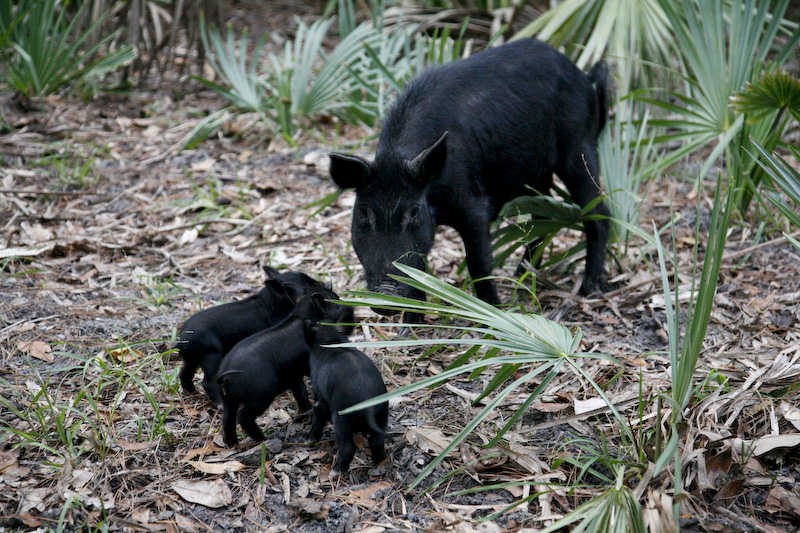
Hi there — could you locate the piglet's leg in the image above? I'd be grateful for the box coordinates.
[309,400,330,442]
[238,402,267,442]
[368,430,387,466]
[222,399,239,447]
[331,414,356,476]
[179,353,200,394]
[290,379,312,413]
[201,354,224,406]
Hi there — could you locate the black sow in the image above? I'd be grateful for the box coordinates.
[329,38,610,307]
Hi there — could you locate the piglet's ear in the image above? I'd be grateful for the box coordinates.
[311,291,327,312]
[262,265,280,280]
[405,131,448,185]
[329,153,370,190]
[302,319,319,347]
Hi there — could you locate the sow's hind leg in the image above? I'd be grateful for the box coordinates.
[558,143,610,295]
[456,205,501,305]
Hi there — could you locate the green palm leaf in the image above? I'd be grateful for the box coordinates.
[6,0,135,97]
[732,69,800,124]
[337,263,628,489]
[513,0,672,93]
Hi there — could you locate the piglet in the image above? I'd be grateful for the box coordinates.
[176,266,330,405]
[216,289,354,447]
[304,321,388,478]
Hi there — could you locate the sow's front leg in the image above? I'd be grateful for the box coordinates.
[455,204,500,305]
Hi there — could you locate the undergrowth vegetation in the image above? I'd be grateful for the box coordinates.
[0,342,176,466]
[0,0,135,98]
[191,10,468,144]
[1,0,799,529]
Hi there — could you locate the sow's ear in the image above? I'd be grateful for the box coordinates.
[329,153,370,189]
[406,131,448,184]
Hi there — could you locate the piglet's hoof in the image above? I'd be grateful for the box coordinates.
[293,410,312,421]
[221,432,240,448]
[368,463,387,477]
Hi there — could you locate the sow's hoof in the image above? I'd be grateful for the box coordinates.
[578,274,609,296]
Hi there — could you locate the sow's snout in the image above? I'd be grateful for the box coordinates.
[367,280,424,316]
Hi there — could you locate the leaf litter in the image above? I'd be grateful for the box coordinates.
[1,71,799,533]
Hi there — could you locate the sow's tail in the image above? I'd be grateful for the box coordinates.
[588,60,610,135]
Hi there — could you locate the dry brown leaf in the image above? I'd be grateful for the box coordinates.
[346,481,392,509]
[308,450,327,461]
[751,434,800,456]
[175,513,204,531]
[16,321,36,333]
[290,498,330,520]
[185,460,245,475]
[532,402,570,413]
[116,439,155,451]
[765,485,800,517]
[405,426,451,455]
[172,479,232,508]
[503,444,548,476]
[142,125,162,139]
[183,443,226,461]
[0,245,53,259]
[108,346,143,363]
[191,158,215,172]
[70,469,93,490]
[714,478,745,500]
[354,527,386,533]
[131,508,151,524]
[0,449,29,483]
[12,513,42,527]
[20,222,53,244]
[704,450,733,488]
[779,401,800,431]
[0,449,18,470]
[19,488,50,514]
[221,246,255,264]
[643,489,676,533]
[280,472,290,503]
[17,341,53,362]
[503,485,525,498]
[745,476,773,487]
[63,487,115,510]
[573,396,605,414]
[179,228,199,245]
